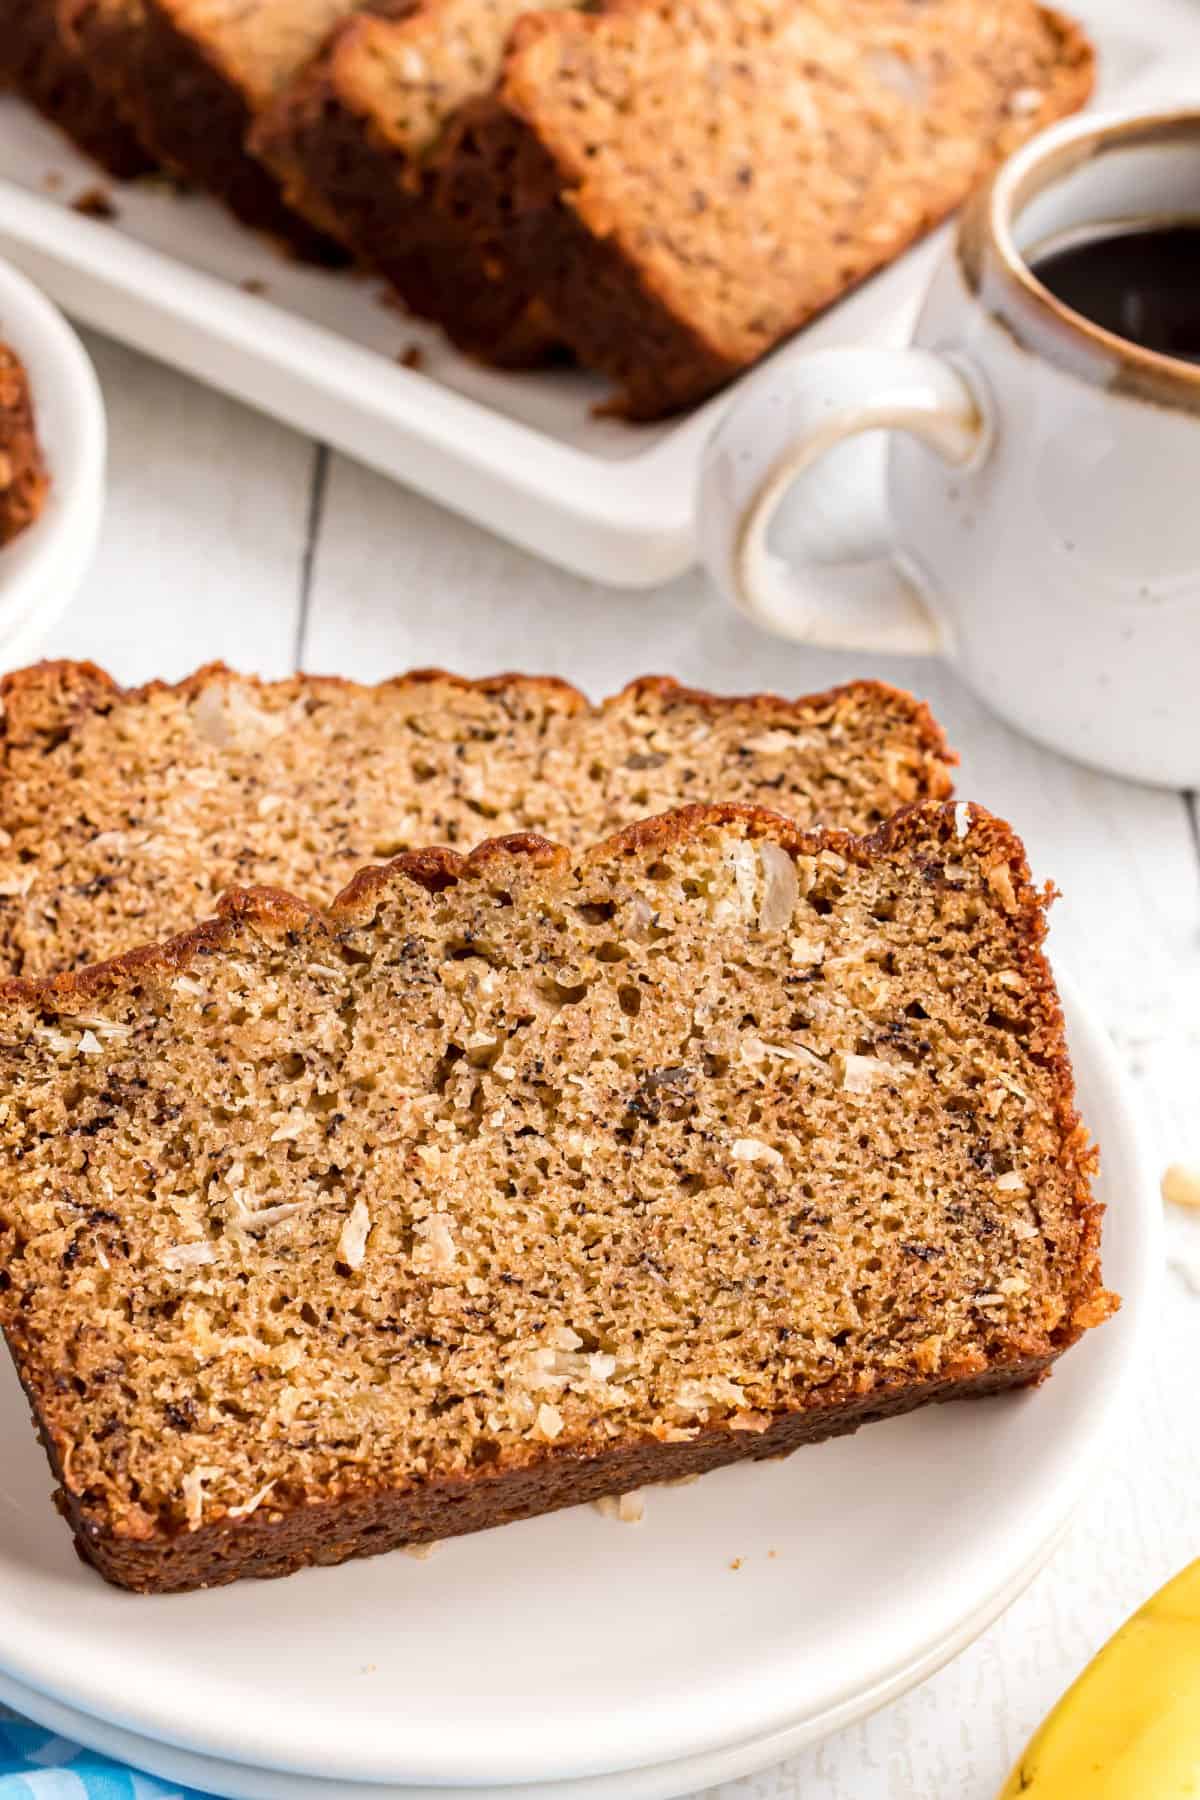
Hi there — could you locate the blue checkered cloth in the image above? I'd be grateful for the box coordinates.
[0,1710,209,1800]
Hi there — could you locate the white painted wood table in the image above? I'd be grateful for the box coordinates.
[34,331,1200,1800]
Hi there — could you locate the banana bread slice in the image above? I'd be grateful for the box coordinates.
[251,0,564,366]
[0,346,49,548]
[0,801,1114,1593]
[436,0,1094,415]
[0,0,152,178]
[57,0,369,258]
[0,660,954,976]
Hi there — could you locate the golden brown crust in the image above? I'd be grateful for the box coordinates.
[0,655,956,771]
[54,1347,1052,1592]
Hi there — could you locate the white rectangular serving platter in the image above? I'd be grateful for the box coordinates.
[0,0,1193,587]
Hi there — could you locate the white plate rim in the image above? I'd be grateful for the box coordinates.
[0,254,105,661]
[0,1515,1073,1800]
[0,972,1162,1787]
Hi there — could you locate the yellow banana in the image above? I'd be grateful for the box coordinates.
[999,1558,1200,1797]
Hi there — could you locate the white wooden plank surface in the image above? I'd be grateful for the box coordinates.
[36,332,315,683]
[19,342,1200,1800]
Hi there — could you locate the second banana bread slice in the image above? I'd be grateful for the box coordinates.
[0,661,954,975]
[252,0,566,366]
[436,0,1094,415]
[58,0,370,258]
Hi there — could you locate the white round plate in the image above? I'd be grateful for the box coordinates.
[0,976,1158,1791]
[0,256,104,662]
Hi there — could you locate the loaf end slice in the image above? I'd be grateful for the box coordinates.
[252,1,563,366]
[0,660,955,976]
[0,801,1113,1592]
[0,0,153,178]
[59,0,360,259]
[437,0,1095,417]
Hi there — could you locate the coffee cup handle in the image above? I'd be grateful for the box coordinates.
[697,347,987,655]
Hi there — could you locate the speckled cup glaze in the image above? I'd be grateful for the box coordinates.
[699,107,1200,788]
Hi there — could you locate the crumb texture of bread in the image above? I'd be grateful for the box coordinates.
[0,803,1113,1592]
[439,0,1094,414]
[0,347,50,549]
[252,0,565,363]
[0,0,152,177]
[59,0,361,257]
[0,662,954,976]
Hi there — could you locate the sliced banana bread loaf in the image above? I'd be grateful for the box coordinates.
[436,0,1094,415]
[0,0,152,178]
[58,0,368,257]
[251,0,564,366]
[0,661,954,976]
[0,802,1113,1592]
[0,346,49,548]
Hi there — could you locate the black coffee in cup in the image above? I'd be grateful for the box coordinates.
[1028,219,1200,364]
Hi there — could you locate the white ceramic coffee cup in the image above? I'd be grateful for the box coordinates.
[698,106,1200,789]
